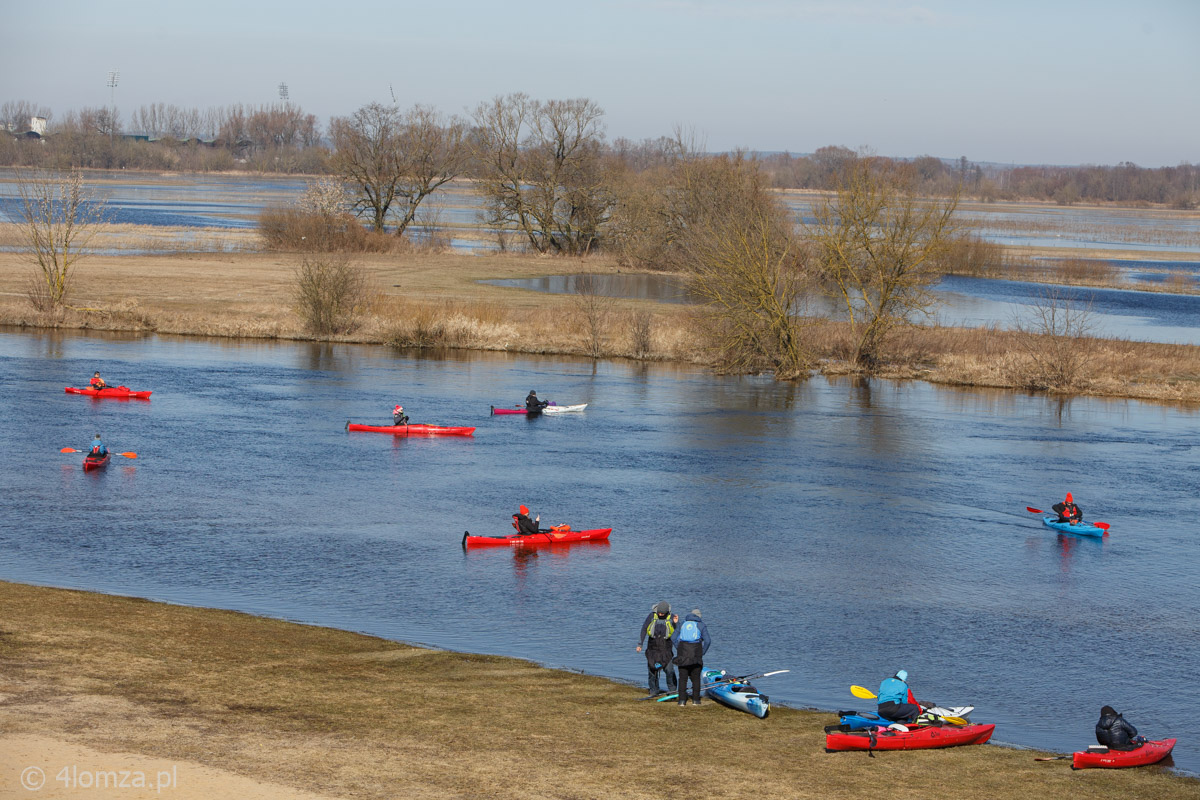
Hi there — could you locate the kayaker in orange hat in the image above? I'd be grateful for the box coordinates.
[512,504,547,535]
[392,405,409,425]
[1052,493,1083,525]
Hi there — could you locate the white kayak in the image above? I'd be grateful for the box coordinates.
[542,403,587,414]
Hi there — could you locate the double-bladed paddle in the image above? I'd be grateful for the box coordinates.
[61,447,138,458]
[650,669,789,702]
[1026,507,1109,530]
[848,685,968,725]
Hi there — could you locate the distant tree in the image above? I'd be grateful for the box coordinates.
[14,169,107,310]
[330,102,467,236]
[808,160,958,372]
[0,100,52,132]
[472,93,613,254]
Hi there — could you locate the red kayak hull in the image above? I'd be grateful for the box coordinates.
[83,453,111,471]
[463,528,612,547]
[825,724,995,751]
[1072,739,1176,769]
[347,423,475,436]
[66,386,152,399]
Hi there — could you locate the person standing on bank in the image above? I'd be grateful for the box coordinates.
[672,609,710,706]
[636,601,679,697]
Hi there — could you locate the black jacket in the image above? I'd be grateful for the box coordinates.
[526,393,548,411]
[639,612,675,664]
[1096,709,1139,749]
[514,513,543,536]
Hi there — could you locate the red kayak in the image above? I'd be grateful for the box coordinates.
[462,527,612,547]
[83,453,111,471]
[1072,739,1176,769]
[66,386,152,399]
[346,422,475,436]
[825,723,995,752]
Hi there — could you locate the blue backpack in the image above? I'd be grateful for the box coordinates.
[679,620,702,643]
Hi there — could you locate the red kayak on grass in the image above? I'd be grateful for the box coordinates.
[66,386,152,399]
[82,453,111,471]
[461,527,612,548]
[346,422,475,436]
[1072,739,1176,769]
[825,723,995,752]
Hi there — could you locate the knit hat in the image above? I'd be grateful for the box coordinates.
[394,405,402,412]
[95,433,102,439]
[1065,492,1074,503]
[690,608,701,619]
[519,505,529,515]
[654,601,670,615]
[896,670,908,682]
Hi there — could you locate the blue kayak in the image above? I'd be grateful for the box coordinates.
[1043,516,1107,537]
[703,669,770,718]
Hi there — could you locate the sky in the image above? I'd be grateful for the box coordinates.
[3,0,1197,167]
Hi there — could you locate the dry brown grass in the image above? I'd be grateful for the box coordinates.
[0,246,1197,403]
[1,581,1194,800]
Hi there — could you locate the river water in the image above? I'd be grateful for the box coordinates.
[1,329,1197,772]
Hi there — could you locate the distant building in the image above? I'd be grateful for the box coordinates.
[30,116,47,136]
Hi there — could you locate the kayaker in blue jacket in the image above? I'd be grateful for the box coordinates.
[636,601,679,697]
[877,669,922,724]
[392,405,409,425]
[1095,706,1146,750]
[89,434,108,458]
[672,609,711,706]
[1052,493,1083,525]
[525,391,549,413]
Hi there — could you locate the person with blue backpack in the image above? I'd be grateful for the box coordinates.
[671,609,711,706]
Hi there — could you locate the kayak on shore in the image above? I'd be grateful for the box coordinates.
[346,422,476,436]
[66,386,152,399]
[83,452,111,471]
[1072,738,1176,769]
[703,669,770,718]
[825,722,995,752]
[461,527,612,547]
[1043,517,1108,537]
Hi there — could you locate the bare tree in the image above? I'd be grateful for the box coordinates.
[573,274,615,358]
[0,100,52,132]
[808,160,958,372]
[294,255,370,335]
[1010,288,1098,391]
[472,94,613,254]
[330,102,467,236]
[14,169,107,310]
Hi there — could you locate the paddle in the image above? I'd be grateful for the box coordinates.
[848,685,967,725]
[1033,755,1072,761]
[1027,507,1109,530]
[61,447,138,458]
[652,669,789,702]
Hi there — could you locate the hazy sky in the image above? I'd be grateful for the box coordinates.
[3,0,1197,167]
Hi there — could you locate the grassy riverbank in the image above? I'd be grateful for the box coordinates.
[1,247,1199,404]
[0,581,1193,799]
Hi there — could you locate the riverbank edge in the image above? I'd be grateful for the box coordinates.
[1,580,1194,799]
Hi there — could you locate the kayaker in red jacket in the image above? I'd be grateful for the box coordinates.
[1052,493,1083,525]
[392,405,409,425]
[513,505,548,535]
[90,371,107,390]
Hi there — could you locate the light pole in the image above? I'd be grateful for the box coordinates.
[106,69,119,140]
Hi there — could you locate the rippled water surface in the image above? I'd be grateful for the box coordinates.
[1,330,1198,771]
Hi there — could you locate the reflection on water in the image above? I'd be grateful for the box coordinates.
[1,329,1199,772]
[486,273,1200,345]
